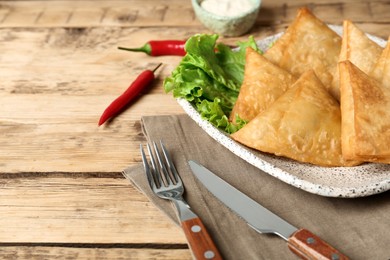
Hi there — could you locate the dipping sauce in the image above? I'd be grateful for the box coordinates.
[200,0,256,17]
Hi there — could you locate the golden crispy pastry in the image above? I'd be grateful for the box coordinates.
[339,60,390,164]
[335,21,383,102]
[339,20,383,74]
[229,47,297,123]
[231,70,360,167]
[264,7,341,100]
[371,37,390,86]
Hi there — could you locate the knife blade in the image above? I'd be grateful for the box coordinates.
[189,160,349,260]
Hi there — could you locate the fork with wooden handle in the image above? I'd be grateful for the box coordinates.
[140,140,222,260]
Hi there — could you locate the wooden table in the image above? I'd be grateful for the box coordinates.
[1,0,389,259]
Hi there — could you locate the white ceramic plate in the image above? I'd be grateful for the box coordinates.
[177,25,390,198]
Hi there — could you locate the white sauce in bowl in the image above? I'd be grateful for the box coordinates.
[200,0,256,17]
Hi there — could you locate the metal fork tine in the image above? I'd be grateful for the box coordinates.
[140,144,156,190]
[146,143,162,188]
[152,141,173,186]
[160,140,181,185]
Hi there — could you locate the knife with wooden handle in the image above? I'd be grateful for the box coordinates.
[189,160,349,260]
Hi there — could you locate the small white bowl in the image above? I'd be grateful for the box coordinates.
[192,0,261,37]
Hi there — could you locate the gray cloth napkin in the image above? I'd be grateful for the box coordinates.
[123,114,390,260]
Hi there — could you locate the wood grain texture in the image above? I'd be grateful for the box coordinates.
[0,93,183,172]
[0,174,187,243]
[0,26,189,173]
[0,246,192,260]
[0,0,198,28]
[0,1,389,36]
[181,218,223,260]
[0,0,389,258]
[288,229,349,260]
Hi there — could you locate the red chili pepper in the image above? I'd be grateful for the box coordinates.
[98,63,162,126]
[118,40,186,56]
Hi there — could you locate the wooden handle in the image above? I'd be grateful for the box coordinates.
[288,229,349,260]
[181,217,223,260]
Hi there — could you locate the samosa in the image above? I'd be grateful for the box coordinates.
[264,7,341,100]
[339,20,383,75]
[230,47,296,123]
[339,60,390,164]
[231,70,360,167]
[371,36,390,86]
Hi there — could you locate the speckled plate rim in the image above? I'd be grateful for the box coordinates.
[177,25,390,198]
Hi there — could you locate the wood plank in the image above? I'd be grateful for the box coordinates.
[0,27,198,96]
[0,0,198,28]
[0,0,389,30]
[0,247,191,260]
[0,93,183,173]
[0,174,187,244]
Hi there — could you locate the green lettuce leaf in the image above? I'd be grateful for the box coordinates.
[216,36,261,86]
[163,34,258,133]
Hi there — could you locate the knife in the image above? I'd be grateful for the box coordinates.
[188,160,349,260]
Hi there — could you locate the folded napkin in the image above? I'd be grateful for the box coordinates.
[123,114,390,260]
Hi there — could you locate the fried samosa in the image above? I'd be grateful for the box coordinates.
[264,7,342,100]
[371,37,390,86]
[229,47,297,123]
[339,60,390,164]
[231,70,360,167]
[332,21,383,101]
[339,20,383,75]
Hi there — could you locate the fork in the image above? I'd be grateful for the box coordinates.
[141,140,222,260]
